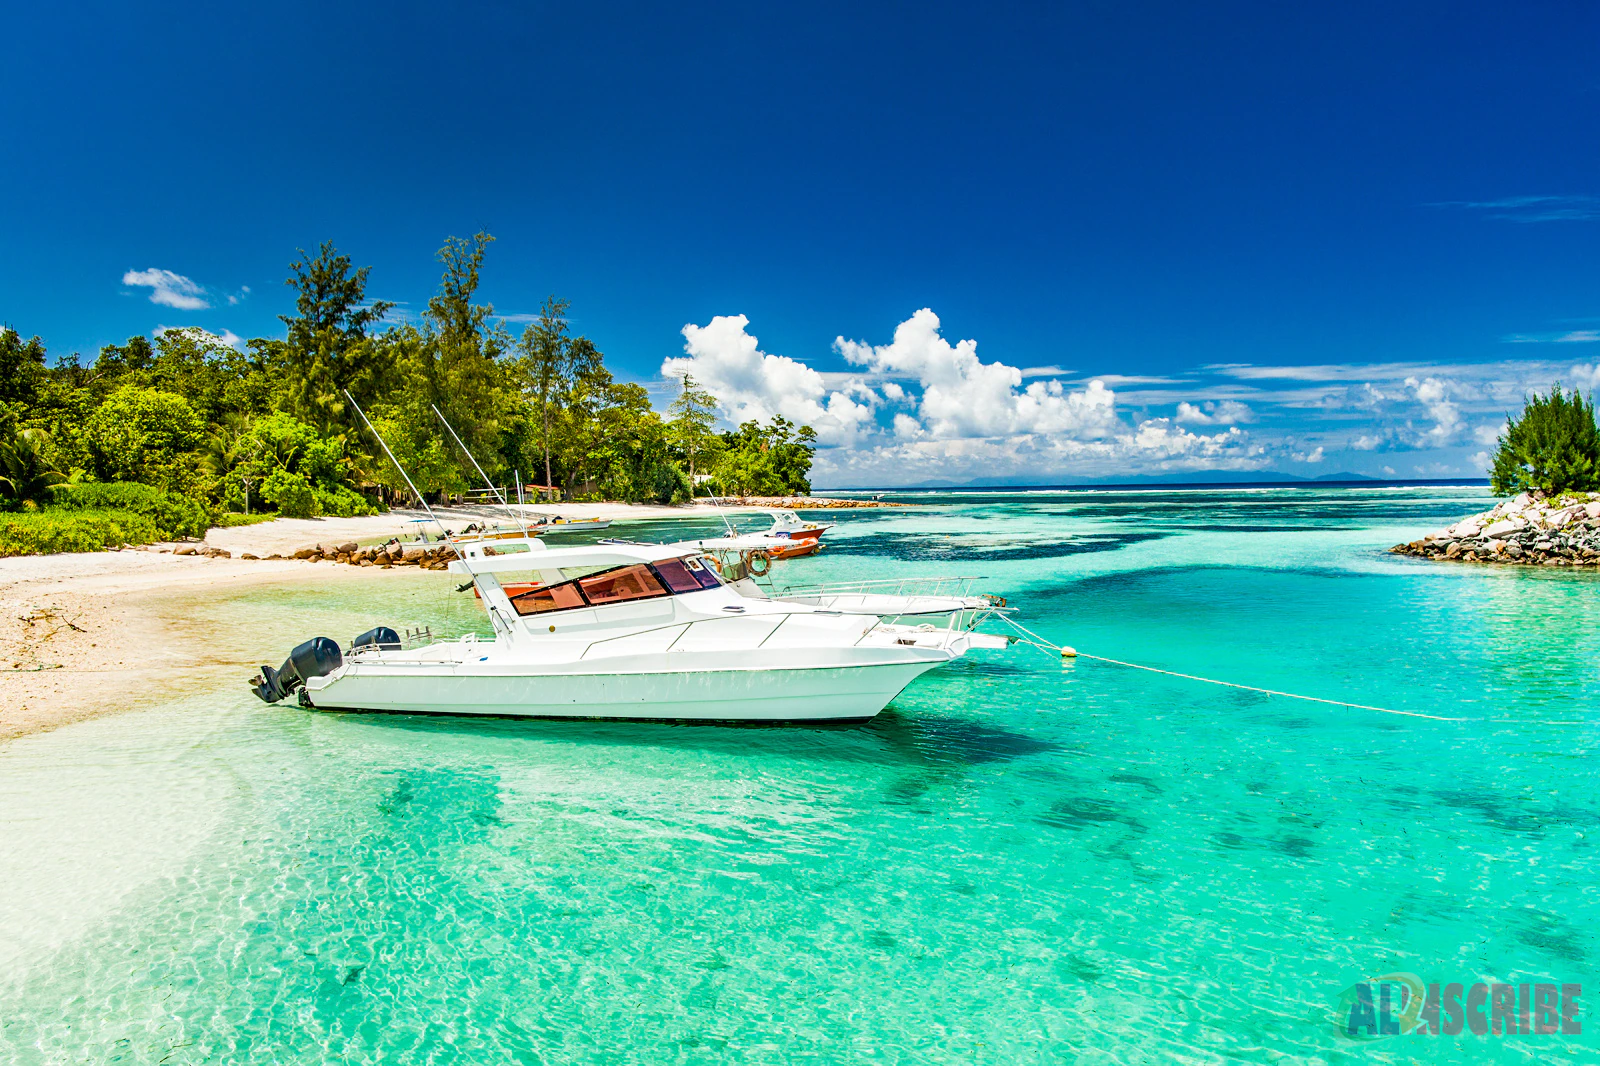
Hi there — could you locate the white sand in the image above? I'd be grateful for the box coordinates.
[0,551,370,742]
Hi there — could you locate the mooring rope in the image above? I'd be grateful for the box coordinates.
[996,615,1469,722]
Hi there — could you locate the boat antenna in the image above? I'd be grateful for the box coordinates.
[709,493,739,537]
[343,389,448,539]
[430,403,532,537]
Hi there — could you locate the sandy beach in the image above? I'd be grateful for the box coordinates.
[0,501,796,743]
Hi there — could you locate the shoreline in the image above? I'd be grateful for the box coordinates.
[0,497,887,744]
[0,554,424,744]
[193,497,892,559]
[1390,492,1600,567]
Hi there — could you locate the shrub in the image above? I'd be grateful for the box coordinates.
[0,509,164,556]
[261,469,319,519]
[84,386,205,490]
[315,484,379,517]
[50,481,212,539]
[1490,386,1600,496]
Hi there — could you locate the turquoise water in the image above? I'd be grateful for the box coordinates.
[2,485,1597,1063]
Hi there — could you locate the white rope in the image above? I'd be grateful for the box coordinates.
[996,616,1470,722]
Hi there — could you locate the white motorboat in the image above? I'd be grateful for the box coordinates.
[250,538,1008,722]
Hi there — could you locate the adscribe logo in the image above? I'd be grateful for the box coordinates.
[1333,973,1581,1041]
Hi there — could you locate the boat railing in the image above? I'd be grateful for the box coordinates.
[574,608,864,661]
[770,575,988,600]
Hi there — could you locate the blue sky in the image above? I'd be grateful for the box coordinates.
[4,2,1597,485]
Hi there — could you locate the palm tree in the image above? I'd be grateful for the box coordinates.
[0,427,66,509]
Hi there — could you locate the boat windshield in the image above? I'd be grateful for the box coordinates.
[508,556,720,617]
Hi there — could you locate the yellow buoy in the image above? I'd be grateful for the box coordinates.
[1060,645,1077,658]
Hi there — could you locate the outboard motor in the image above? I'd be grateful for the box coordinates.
[251,637,342,704]
[350,626,401,652]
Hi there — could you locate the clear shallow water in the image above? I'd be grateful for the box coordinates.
[3,486,1598,1064]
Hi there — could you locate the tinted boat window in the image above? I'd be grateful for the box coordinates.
[579,564,668,604]
[509,582,586,615]
[682,555,721,589]
[652,558,703,594]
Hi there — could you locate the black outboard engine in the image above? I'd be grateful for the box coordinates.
[350,626,402,651]
[251,637,343,704]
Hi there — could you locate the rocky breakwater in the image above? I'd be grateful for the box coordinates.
[1391,493,1600,567]
[249,540,459,569]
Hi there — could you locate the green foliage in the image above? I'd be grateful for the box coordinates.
[277,241,394,433]
[668,373,720,487]
[3,232,789,550]
[85,386,206,492]
[0,427,66,509]
[0,509,165,557]
[1490,385,1600,496]
[517,296,604,489]
[712,416,817,496]
[260,468,319,519]
[50,481,212,539]
[227,412,376,518]
[0,327,48,408]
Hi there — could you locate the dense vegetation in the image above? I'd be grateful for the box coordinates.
[0,234,815,551]
[1490,385,1600,496]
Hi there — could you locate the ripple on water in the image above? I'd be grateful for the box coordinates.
[2,486,1597,1063]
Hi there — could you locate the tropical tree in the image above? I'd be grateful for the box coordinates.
[0,328,49,410]
[0,427,66,510]
[1490,385,1600,496]
[519,296,571,491]
[668,373,719,488]
[420,232,513,467]
[277,241,394,433]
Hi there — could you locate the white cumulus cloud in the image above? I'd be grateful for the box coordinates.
[123,268,210,310]
[834,308,1118,440]
[1404,376,1463,441]
[1175,400,1254,425]
[663,315,877,445]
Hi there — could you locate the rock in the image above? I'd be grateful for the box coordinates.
[403,546,425,561]
[241,553,258,560]
[336,541,359,554]
[293,548,316,560]
[174,546,197,556]
[1482,519,1522,537]
[1505,543,1524,557]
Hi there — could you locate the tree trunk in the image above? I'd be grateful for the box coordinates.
[541,395,553,498]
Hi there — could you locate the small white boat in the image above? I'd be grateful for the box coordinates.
[250,539,1008,722]
[527,514,612,533]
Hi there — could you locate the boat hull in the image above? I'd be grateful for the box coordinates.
[303,655,946,721]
